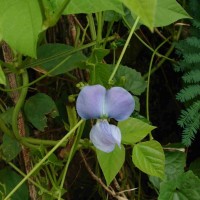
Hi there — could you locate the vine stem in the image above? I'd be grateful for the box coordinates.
[57,121,85,199]
[4,119,84,200]
[2,42,37,199]
[11,70,28,139]
[146,38,170,140]
[108,16,140,84]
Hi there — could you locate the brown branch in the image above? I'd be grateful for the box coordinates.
[80,150,128,200]
[2,42,37,200]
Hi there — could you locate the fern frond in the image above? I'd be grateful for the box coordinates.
[182,70,200,83]
[182,115,200,146]
[184,53,200,64]
[175,0,200,147]
[178,101,200,127]
[185,37,200,48]
[192,20,200,30]
[178,101,200,146]
[176,85,200,102]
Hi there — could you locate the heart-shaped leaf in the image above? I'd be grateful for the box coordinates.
[132,140,165,179]
[96,145,125,185]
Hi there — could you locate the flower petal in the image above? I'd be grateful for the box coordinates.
[105,87,135,121]
[76,85,106,119]
[90,120,121,153]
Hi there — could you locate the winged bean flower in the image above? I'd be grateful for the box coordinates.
[76,85,135,152]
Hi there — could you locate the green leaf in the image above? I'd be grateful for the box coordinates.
[159,171,200,200]
[0,167,29,200]
[150,150,186,189]
[115,66,146,95]
[0,0,42,57]
[87,48,110,64]
[96,145,125,185]
[0,65,6,85]
[24,93,59,131]
[64,0,124,15]
[1,134,21,161]
[118,117,156,145]
[0,107,14,125]
[189,157,200,178]
[123,0,191,30]
[37,44,86,76]
[132,140,165,179]
[92,64,113,87]
[104,11,121,22]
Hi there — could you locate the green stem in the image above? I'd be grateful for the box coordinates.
[103,21,114,48]
[96,12,103,44]
[58,121,85,199]
[134,32,174,62]
[87,14,97,41]
[12,70,29,139]
[0,35,117,93]
[108,16,140,84]
[143,43,175,80]
[8,162,62,199]
[22,137,66,147]
[4,119,84,200]
[146,38,169,140]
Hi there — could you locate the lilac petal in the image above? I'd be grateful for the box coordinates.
[105,87,135,121]
[90,120,121,153]
[76,85,106,119]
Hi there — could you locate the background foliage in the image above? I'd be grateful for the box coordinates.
[0,0,200,200]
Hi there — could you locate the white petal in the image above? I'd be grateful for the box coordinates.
[90,120,121,153]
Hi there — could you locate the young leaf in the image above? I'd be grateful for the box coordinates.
[96,145,125,185]
[118,117,156,145]
[132,140,165,179]
[123,0,191,30]
[0,0,42,57]
[0,65,6,85]
[24,93,59,131]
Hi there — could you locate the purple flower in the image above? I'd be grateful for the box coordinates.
[76,85,135,152]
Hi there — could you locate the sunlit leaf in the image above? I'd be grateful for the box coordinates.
[0,0,42,57]
[123,0,191,30]
[118,117,156,145]
[0,66,6,85]
[64,0,124,14]
[132,140,165,179]
[96,145,125,185]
